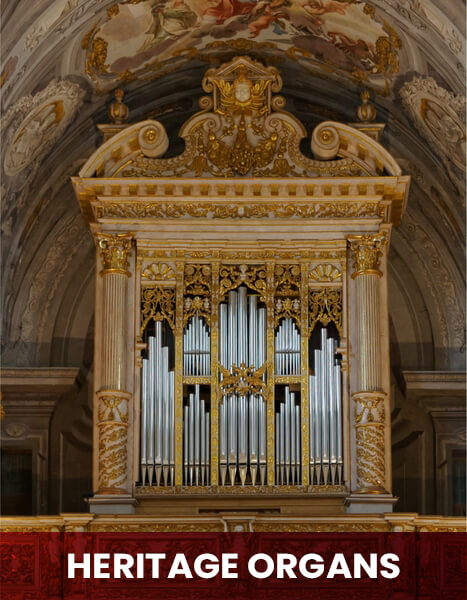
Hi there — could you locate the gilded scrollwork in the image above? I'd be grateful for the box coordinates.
[219,362,267,398]
[275,297,301,327]
[184,264,211,296]
[96,390,131,493]
[96,200,383,220]
[275,264,300,297]
[353,392,387,492]
[309,287,343,336]
[97,232,133,276]
[140,286,175,334]
[78,57,401,180]
[183,264,211,327]
[274,264,301,326]
[219,263,267,301]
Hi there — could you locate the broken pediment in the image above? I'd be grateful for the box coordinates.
[79,56,402,180]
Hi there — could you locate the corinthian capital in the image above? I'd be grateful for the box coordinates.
[97,233,133,276]
[348,233,387,278]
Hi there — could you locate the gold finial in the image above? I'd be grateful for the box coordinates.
[356,90,377,123]
[109,87,129,124]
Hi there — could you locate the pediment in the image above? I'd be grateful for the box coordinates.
[79,56,402,180]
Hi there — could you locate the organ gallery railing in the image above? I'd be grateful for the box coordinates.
[138,260,344,491]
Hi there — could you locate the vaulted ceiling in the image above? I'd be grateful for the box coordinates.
[1,0,465,372]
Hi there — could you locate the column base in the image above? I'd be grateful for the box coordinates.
[345,493,398,514]
[87,494,138,514]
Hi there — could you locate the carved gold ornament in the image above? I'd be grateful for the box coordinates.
[309,264,342,282]
[356,91,377,123]
[87,56,391,179]
[140,286,175,334]
[348,233,387,278]
[183,264,211,327]
[275,298,300,328]
[108,88,129,124]
[275,264,300,297]
[97,233,133,276]
[141,262,175,281]
[219,263,266,301]
[184,264,211,297]
[219,362,267,398]
[309,288,343,336]
[96,390,131,493]
[96,200,383,220]
[274,264,301,326]
[353,392,387,493]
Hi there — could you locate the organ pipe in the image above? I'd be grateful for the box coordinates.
[140,321,175,485]
[275,386,301,485]
[219,287,267,485]
[140,280,344,490]
[275,318,301,375]
[308,328,343,485]
[183,385,210,485]
[184,315,210,376]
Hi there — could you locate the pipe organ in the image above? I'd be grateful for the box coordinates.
[73,56,410,515]
[138,268,343,491]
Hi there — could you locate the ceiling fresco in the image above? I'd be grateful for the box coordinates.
[82,0,401,93]
[0,0,465,374]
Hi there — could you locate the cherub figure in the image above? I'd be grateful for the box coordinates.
[247,0,290,38]
[302,0,349,16]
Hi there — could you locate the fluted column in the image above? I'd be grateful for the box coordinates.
[348,233,389,495]
[95,233,133,495]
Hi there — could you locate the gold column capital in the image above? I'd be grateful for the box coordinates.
[97,232,133,276]
[347,233,387,278]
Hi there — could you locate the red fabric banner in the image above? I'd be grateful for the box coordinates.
[1,532,465,599]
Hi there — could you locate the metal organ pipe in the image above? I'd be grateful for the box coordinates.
[140,285,342,491]
[275,318,301,375]
[308,328,343,485]
[218,288,267,485]
[140,321,175,486]
[183,315,210,376]
[183,385,210,486]
[275,386,301,485]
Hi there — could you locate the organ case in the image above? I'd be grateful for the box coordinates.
[72,56,410,514]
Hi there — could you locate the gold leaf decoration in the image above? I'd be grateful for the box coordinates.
[140,286,175,334]
[309,264,342,282]
[142,262,175,281]
[309,287,342,336]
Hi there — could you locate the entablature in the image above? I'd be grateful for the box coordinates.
[73,175,409,229]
